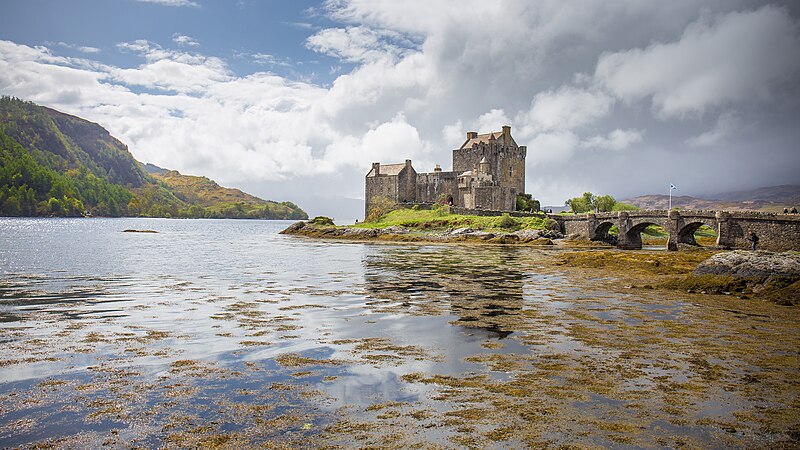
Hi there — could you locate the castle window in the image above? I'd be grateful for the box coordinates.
[509,167,513,177]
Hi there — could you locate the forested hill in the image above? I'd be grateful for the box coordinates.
[0,96,307,220]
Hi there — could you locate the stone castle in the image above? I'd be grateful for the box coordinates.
[365,126,527,216]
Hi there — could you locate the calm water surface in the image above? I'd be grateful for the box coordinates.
[0,218,798,448]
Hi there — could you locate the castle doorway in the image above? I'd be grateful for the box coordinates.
[447,195,453,206]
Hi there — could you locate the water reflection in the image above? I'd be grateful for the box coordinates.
[362,245,527,339]
[1,218,798,448]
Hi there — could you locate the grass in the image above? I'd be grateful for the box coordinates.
[353,208,555,232]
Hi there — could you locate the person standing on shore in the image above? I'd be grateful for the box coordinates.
[748,232,759,251]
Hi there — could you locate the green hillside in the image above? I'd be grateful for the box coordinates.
[0,96,307,220]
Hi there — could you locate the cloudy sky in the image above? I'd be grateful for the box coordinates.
[1,0,799,217]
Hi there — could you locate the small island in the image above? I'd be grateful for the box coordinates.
[282,207,569,245]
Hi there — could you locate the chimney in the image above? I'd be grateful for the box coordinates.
[434,164,442,172]
[467,131,477,139]
[405,159,412,167]
[372,162,380,175]
[502,125,511,144]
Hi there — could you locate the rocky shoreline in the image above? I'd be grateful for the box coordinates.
[282,219,799,306]
[280,220,576,245]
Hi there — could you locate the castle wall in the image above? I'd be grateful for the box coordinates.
[452,143,526,211]
[365,175,399,216]
[397,166,417,204]
[416,171,457,204]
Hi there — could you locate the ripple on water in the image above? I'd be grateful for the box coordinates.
[1,218,799,448]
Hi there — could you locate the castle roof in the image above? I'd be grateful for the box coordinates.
[366,163,408,177]
[460,130,517,149]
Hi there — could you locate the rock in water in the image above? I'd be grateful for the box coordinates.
[693,250,800,281]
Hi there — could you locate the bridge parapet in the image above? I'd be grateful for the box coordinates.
[549,210,800,251]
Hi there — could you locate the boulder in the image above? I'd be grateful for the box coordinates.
[341,227,378,238]
[449,227,474,235]
[539,230,565,239]
[694,250,800,281]
[514,229,541,240]
[280,221,306,234]
[380,226,410,235]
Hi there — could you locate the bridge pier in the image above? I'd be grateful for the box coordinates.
[715,211,734,249]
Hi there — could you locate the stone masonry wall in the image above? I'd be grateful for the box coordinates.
[551,210,800,251]
[365,175,399,217]
[416,171,457,204]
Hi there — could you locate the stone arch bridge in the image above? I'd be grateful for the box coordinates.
[550,210,800,251]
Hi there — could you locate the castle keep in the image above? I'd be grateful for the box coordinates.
[365,126,526,216]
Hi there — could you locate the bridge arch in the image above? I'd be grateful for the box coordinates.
[677,219,718,246]
[591,221,617,244]
[622,221,668,250]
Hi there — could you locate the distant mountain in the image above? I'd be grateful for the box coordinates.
[0,96,307,219]
[708,185,800,204]
[623,185,800,212]
[149,169,307,220]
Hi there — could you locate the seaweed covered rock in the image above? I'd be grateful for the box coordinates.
[694,251,800,281]
[665,250,800,306]
[280,221,306,234]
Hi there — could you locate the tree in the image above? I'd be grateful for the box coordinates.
[594,194,616,212]
[566,194,592,213]
[566,192,617,213]
[516,193,541,212]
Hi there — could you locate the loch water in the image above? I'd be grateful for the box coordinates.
[1,218,798,448]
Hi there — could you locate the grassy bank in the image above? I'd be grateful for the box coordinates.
[352,208,556,232]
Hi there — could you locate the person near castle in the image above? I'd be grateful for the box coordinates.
[748,231,759,251]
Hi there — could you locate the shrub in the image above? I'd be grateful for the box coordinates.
[498,213,518,229]
[366,196,395,222]
[310,216,335,226]
[544,218,560,231]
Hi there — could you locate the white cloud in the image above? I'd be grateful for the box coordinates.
[526,131,580,166]
[473,109,511,135]
[306,26,415,63]
[517,87,614,135]
[685,112,739,147]
[49,41,101,54]
[251,53,291,67]
[172,33,199,47]
[321,113,433,172]
[595,5,800,118]
[135,0,199,7]
[2,1,800,211]
[582,128,644,151]
[114,40,230,93]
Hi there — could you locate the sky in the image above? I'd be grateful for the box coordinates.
[1,0,799,218]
